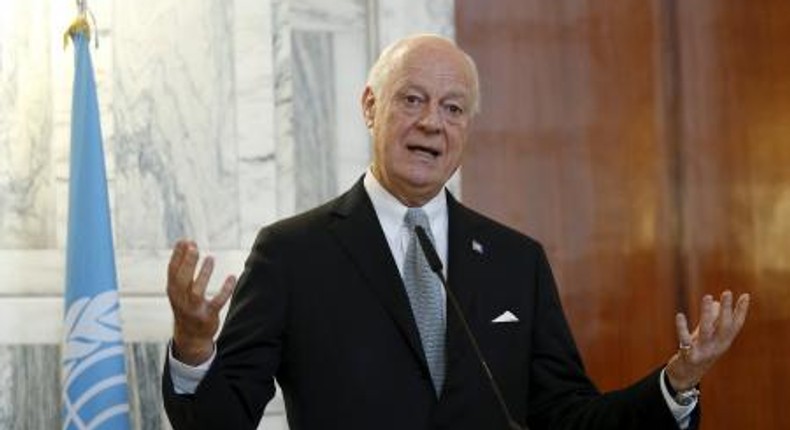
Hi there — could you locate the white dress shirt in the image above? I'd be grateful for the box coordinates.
[363,168,449,310]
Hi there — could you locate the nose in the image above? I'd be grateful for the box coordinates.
[417,103,442,133]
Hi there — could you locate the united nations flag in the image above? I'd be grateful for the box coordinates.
[61,14,131,430]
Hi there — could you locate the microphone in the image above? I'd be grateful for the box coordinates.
[414,226,526,430]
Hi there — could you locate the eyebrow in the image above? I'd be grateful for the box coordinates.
[397,84,469,102]
[442,91,469,102]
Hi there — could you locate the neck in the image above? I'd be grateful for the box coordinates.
[369,165,439,207]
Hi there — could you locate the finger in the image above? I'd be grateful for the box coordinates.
[717,290,734,332]
[167,240,189,281]
[699,295,717,342]
[192,256,215,298]
[675,312,693,347]
[208,275,237,313]
[731,293,751,333]
[174,242,199,287]
[710,300,722,328]
[167,241,194,303]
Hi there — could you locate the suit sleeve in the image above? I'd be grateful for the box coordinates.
[525,245,699,430]
[162,228,289,430]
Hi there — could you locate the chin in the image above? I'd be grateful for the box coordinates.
[402,172,438,187]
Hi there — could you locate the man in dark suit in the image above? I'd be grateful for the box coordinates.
[162,34,750,429]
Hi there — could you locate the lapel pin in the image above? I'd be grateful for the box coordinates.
[472,239,484,254]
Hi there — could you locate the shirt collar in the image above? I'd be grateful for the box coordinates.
[363,168,447,233]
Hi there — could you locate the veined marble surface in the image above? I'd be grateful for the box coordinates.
[0,0,455,428]
[378,0,455,46]
[0,0,54,249]
[273,0,375,215]
[111,0,240,250]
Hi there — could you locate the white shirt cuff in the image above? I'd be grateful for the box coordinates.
[168,340,216,394]
[659,368,697,429]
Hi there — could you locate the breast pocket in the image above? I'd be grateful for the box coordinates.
[479,309,528,366]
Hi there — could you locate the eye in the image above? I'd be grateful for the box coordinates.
[404,94,423,106]
[444,103,464,116]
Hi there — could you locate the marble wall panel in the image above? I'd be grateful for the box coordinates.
[277,0,373,214]
[0,0,54,249]
[292,31,338,209]
[112,0,239,250]
[0,345,60,429]
[235,0,279,245]
[0,297,173,344]
[377,0,456,47]
[272,0,297,217]
[332,32,373,191]
[126,343,169,430]
[0,249,247,297]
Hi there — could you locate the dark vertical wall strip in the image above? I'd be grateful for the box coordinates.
[656,0,689,315]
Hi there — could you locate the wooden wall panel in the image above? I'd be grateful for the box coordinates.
[456,0,679,390]
[677,1,790,428]
[457,0,789,427]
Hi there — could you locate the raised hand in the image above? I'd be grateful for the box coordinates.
[666,290,750,391]
[166,240,236,365]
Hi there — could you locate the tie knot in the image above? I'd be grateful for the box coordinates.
[404,207,430,229]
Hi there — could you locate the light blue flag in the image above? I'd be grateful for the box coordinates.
[62,28,132,430]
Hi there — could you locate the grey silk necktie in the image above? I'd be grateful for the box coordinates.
[402,208,446,396]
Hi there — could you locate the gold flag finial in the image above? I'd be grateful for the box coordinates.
[63,16,90,49]
[63,1,97,50]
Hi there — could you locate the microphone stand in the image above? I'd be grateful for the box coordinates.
[415,226,527,430]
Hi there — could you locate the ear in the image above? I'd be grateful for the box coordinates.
[361,86,376,129]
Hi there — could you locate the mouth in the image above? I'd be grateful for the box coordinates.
[407,144,441,158]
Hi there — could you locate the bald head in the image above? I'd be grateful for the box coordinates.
[367,34,481,115]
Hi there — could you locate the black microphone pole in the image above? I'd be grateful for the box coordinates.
[414,226,526,430]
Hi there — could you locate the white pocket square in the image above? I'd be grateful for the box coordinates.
[491,310,519,323]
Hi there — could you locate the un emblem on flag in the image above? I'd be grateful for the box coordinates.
[62,290,131,429]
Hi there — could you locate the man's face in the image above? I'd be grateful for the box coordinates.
[363,40,474,206]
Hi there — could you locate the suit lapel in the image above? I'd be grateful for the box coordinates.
[446,193,484,323]
[328,180,430,372]
[441,192,486,400]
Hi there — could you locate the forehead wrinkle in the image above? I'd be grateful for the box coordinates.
[405,83,471,104]
[391,65,472,98]
[386,43,472,85]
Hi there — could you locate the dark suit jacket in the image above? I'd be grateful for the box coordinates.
[163,179,699,429]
